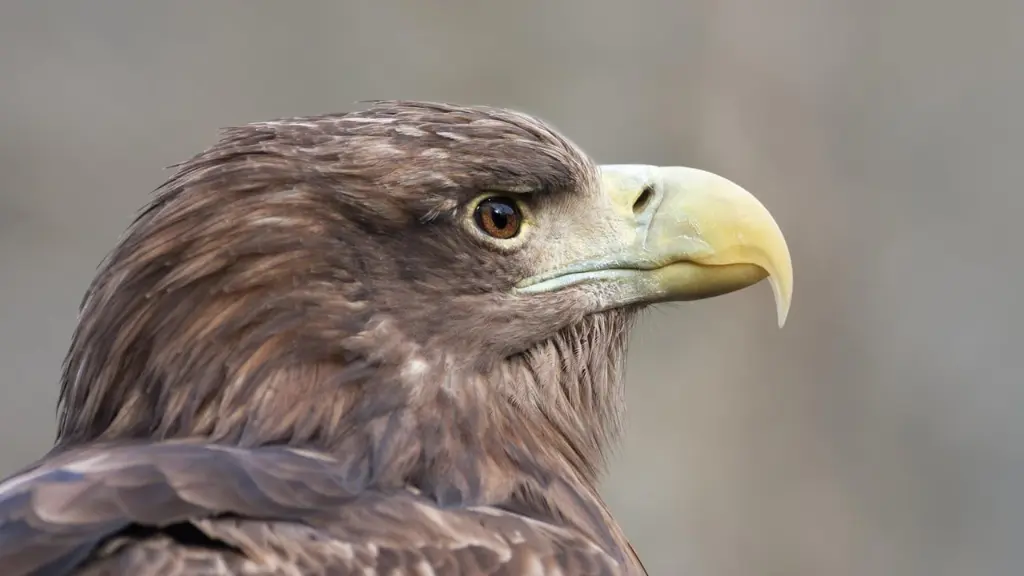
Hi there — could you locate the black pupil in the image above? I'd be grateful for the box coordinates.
[488,202,514,229]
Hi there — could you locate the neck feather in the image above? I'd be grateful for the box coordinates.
[56,304,634,485]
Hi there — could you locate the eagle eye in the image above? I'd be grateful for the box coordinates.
[473,197,522,240]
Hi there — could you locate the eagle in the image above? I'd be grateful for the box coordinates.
[0,101,792,575]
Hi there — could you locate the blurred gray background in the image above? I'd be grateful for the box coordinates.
[1,1,1021,575]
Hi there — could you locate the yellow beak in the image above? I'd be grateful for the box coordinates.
[515,165,793,327]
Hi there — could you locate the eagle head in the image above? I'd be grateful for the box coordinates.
[55,101,791,494]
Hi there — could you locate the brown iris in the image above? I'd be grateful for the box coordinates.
[473,197,522,239]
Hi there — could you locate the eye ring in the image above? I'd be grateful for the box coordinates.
[473,196,523,240]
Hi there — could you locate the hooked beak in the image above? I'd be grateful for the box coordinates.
[515,165,793,327]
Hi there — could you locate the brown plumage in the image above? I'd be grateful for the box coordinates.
[0,101,793,575]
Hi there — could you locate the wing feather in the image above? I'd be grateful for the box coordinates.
[0,443,620,575]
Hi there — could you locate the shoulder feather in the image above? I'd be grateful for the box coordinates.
[0,443,621,575]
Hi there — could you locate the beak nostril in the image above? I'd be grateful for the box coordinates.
[632,185,654,214]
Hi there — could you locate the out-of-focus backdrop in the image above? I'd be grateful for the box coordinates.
[1,2,1020,575]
